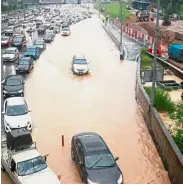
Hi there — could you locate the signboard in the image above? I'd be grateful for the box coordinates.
[143,69,164,82]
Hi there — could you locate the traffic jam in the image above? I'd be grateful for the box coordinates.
[1,4,124,184]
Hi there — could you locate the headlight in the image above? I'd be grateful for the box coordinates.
[117,174,123,184]
[5,121,10,127]
[18,89,23,93]
[87,179,98,184]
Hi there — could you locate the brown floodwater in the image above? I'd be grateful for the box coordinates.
[1,17,170,184]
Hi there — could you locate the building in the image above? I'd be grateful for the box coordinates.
[131,0,152,10]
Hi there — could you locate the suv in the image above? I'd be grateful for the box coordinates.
[72,55,89,75]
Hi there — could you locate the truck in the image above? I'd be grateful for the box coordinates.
[168,44,183,62]
[1,128,61,184]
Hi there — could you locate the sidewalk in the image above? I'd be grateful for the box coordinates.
[106,23,142,61]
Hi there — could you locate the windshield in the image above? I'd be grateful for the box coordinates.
[85,153,115,168]
[6,78,22,86]
[2,37,9,41]
[14,37,22,42]
[17,156,47,176]
[7,104,28,116]
[19,59,30,65]
[74,59,86,64]
[35,41,43,45]
[5,50,15,54]
[27,48,36,52]
[63,28,69,31]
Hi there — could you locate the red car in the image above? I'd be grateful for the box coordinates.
[1,36,13,47]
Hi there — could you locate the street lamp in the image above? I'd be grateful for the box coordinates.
[151,0,160,107]
[119,0,124,60]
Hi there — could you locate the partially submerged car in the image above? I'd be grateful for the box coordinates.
[2,47,19,62]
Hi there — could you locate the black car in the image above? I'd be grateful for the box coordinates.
[71,132,123,184]
[38,25,46,34]
[2,75,24,98]
[16,57,34,74]
[43,34,54,43]
[34,40,46,51]
[12,35,26,49]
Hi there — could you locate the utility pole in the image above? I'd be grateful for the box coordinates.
[23,2,26,21]
[99,0,100,18]
[119,0,124,60]
[16,0,19,23]
[151,0,160,107]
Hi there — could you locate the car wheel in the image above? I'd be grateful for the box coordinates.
[71,148,75,161]
[1,165,6,172]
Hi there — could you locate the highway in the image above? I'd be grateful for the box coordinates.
[1,15,170,183]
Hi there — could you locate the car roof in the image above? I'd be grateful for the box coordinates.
[12,149,40,163]
[6,47,17,51]
[27,46,37,49]
[74,54,86,59]
[6,97,26,106]
[76,133,108,153]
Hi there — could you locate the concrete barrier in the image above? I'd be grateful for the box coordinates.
[136,56,183,184]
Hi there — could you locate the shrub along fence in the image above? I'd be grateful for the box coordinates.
[135,55,183,183]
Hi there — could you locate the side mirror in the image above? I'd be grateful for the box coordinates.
[79,161,83,165]
[10,166,15,172]
[114,157,119,161]
[2,111,5,114]
[28,110,32,112]
[43,156,47,161]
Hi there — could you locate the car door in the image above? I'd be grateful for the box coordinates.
[75,140,85,179]
[15,49,19,59]
[30,58,34,68]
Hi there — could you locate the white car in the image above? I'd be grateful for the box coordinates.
[2,47,19,62]
[72,55,89,75]
[26,22,36,32]
[61,27,71,36]
[2,97,33,132]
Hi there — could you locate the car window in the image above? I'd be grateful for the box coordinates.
[6,103,28,116]
[76,140,84,161]
[6,78,22,86]
[85,153,115,168]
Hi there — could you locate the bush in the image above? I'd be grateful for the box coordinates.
[141,48,153,70]
[144,87,176,114]
[171,102,183,126]
[172,129,183,154]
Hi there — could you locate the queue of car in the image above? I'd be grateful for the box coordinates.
[1,4,124,184]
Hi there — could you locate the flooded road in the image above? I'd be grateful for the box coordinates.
[1,16,170,183]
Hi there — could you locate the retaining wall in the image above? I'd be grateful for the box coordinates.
[136,57,183,184]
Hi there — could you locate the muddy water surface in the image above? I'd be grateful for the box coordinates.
[1,17,170,184]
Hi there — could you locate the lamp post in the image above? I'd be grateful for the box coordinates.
[151,0,160,107]
[119,0,124,60]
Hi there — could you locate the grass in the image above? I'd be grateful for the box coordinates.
[94,2,132,23]
[180,5,183,20]
[144,87,176,114]
[172,129,183,153]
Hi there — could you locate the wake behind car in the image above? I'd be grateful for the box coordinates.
[2,47,19,62]
[34,40,46,51]
[71,132,123,184]
[12,35,26,49]
[24,46,40,60]
[43,34,54,43]
[1,36,13,47]
[72,55,89,75]
[2,97,33,133]
[2,75,24,99]
[61,27,71,36]
[16,57,34,74]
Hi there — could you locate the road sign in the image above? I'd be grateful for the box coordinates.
[143,69,164,82]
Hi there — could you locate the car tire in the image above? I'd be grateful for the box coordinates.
[1,165,6,172]
[71,148,75,161]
